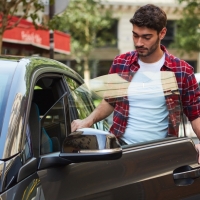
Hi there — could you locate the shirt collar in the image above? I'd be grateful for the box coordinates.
[131,45,173,70]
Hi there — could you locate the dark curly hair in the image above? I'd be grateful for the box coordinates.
[130,4,167,33]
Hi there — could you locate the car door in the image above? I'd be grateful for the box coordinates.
[38,138,200,200]
[35,74,200,200]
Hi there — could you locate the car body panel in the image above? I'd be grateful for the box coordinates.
[0,173,44,200]
[37,138,200,200]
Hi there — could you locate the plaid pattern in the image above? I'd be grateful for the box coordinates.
[107,45,200,138]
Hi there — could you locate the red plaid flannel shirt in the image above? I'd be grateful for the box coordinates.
[107,45,200,138]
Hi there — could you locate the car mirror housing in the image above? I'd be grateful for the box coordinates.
[60,128,122,162]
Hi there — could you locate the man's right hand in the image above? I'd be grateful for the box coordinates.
[71,118,92,132]
[71,99,114,132]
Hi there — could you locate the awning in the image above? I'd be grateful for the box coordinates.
[3,17,70,55]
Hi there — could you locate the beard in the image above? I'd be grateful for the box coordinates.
[134,36,160,57]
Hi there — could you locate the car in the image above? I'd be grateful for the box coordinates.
[0,56,200,199]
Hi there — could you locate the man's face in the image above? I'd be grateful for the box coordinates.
[132,25,165,57]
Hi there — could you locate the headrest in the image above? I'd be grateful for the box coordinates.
[32,89,55,115]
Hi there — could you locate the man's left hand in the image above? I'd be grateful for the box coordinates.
[195,143,200,164]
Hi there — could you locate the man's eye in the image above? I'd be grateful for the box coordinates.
[133,35,139,38]
[144,37,151,40]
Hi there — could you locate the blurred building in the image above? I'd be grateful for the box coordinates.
[3,0,199,76]
[87,0,199,77]
[2,1,70,61]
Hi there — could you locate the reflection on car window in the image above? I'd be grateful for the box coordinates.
[72,88,93,119]
[82,71,184,146]
[65,77,94,120]
[65,77,110,132]
[0,66,16,134]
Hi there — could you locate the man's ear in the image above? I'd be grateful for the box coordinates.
[159,27,167,40]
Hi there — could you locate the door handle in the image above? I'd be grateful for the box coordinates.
[173,167,200,179]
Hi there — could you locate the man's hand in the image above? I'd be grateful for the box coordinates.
[195,143,200,164]
[71,118,92,132]
[191,118,200,164]
[71,99,114,132]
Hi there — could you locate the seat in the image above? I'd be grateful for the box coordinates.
[30,102,53,155]
[41,128,53,154]
[32,89,55,116]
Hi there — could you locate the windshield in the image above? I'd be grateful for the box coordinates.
[0,63,17,135]
[75,71,185,143]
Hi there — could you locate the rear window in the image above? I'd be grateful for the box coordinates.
[0,63,17,133]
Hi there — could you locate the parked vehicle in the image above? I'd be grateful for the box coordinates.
[0,56,200,200]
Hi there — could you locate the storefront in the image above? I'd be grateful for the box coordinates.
[2,17,70,59]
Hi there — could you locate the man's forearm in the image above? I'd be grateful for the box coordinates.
[87,99,114,125]
[71,99,114,132]
[191,117,200,163]
[191,117,200,139]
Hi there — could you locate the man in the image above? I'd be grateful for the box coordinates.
[72,4,200,162]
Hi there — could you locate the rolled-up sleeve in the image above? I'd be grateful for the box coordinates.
[182,69,200,121]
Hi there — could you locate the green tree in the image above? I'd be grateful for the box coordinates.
[0,0,54,54]
[50,0,115,84]
[171,0,200,52]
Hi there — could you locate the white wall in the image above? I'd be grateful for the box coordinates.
[117,14,134,54]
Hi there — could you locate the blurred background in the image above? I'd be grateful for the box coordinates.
[0,0,199,79]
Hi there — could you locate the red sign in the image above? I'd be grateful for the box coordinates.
[3,17,70,54]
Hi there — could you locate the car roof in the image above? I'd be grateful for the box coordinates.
[0,55,84,84]
[0,55,24,61]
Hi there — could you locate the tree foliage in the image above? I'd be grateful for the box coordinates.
[0,0,54,54]
[50,0,115,80]
[171,0,200,52]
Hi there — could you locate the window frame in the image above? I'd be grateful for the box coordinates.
[26,73,71,157]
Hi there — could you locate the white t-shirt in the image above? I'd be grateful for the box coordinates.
[121,53,169,144]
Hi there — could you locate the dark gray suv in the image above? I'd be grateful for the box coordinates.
[0,56,200,200]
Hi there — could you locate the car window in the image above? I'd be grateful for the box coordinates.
[0,65,16,134]
[22,124,33,162]
[65,76,110,132]
[40,96,67,155]
[64,76,95,121]
[28,75,69,156]
[84,71,185,146]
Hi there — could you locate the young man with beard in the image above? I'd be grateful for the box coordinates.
[71,4,200,162]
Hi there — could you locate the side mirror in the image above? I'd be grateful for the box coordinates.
[60,128,122,162]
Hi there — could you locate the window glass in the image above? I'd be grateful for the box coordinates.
[29,76,68,155]
[22,124,33,162]
[83,71,184,147]
[0,64,16,134]
[40,96,66,155]
[65,77,112,132]
[65,77,94,120]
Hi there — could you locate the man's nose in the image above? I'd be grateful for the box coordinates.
[135,37,144,46]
